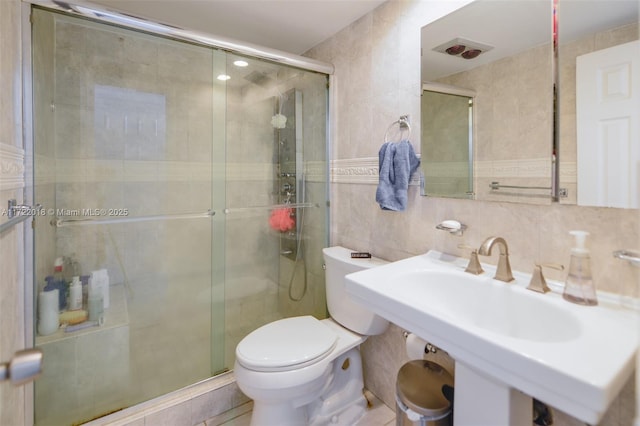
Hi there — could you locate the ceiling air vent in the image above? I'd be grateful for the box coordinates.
[432,37,494,59]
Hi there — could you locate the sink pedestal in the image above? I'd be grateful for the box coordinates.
[455,363,532,426]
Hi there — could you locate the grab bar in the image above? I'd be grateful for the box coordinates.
[52,210,215,227]
[0,201,42,234]
[490,181,552,191]
[223,202,319,214]
[0,214,32,234]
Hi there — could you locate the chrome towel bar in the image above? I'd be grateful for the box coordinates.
[613,250,640,267]
[223,202,319,214]
[52,210,215,227]
[490,181,551,191]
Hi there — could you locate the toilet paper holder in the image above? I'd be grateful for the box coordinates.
[402,330,440,354]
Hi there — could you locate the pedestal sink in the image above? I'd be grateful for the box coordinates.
[345,250,637,425]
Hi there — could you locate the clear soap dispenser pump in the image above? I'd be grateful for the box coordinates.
[563,230,597,306]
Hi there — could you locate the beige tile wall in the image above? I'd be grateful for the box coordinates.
[0,1,28,425]
[305,1,638,424]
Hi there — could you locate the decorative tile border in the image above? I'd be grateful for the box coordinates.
[42,159,327,184]
[0,142,25,190]
[36,155,558,187]
[330,157,379,185]
[331,157,551,185]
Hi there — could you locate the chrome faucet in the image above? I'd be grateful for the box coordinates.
[478,237,514,282]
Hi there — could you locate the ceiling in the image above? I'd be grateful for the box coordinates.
[89,0,388,55]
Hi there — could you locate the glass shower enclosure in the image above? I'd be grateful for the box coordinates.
[30,6,328,425]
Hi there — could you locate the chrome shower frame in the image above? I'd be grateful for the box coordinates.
[21,1,334,424]
[26,0,334,75]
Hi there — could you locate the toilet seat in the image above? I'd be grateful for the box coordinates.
[236,316,338,372]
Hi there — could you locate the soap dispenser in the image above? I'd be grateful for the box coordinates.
[563,230,597,306]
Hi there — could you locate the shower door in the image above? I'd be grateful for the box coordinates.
[30,5,329,425]
[31,9,226,424]
[220,54,330,367]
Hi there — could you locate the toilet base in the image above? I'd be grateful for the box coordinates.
[251,402,307,426]
[246,347,368,426]
[307,347,368,426]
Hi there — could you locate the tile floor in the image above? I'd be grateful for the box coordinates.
[204,392,396,426]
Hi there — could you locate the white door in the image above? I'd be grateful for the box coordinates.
[576,40,640,208]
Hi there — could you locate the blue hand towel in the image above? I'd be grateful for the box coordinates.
[375,140,420,211]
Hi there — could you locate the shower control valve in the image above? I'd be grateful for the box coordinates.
[282,183,294,192]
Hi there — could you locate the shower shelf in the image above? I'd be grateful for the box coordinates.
[223,202,319,214]
[52,210,215,227]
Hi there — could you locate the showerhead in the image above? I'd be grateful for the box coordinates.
[243,71,274,87]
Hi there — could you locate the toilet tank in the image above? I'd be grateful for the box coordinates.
[322,246,389,335]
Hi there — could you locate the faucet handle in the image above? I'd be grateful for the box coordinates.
[527,263,564,293]
[458,244,484,275]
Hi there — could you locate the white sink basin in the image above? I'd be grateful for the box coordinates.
[346,250,637,424]
[396,269,582,342]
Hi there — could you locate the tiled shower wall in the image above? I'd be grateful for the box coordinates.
[40,13,217,289]
[304,0,638,425]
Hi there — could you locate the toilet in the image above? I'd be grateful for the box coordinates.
[234,246,389,426]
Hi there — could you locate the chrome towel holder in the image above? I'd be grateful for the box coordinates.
[613,250,640,267]
[384,115,411,143]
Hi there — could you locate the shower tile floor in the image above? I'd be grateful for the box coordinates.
[203,393,396,426]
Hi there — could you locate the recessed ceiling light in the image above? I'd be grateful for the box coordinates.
[217,74,231,81]
[233,60,249,67]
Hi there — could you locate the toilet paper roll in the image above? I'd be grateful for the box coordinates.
[406,333,428,359]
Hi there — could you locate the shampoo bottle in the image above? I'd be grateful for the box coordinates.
[68,276,83,311]
[87,277,104,323]
[562,230,597,306]
[53,258,68,310]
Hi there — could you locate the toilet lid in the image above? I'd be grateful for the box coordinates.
[236,316,338,372]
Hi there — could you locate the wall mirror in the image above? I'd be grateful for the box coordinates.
[420,0,555,204]
[557,0,638,208]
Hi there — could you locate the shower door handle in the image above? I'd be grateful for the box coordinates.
[0,348,43,386]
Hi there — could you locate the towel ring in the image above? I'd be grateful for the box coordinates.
[384,115,411,143]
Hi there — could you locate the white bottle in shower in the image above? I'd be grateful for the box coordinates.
[90,270,110,310]
[68,276,83,311]
[38,289,59,336]
[99,269,110,309]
